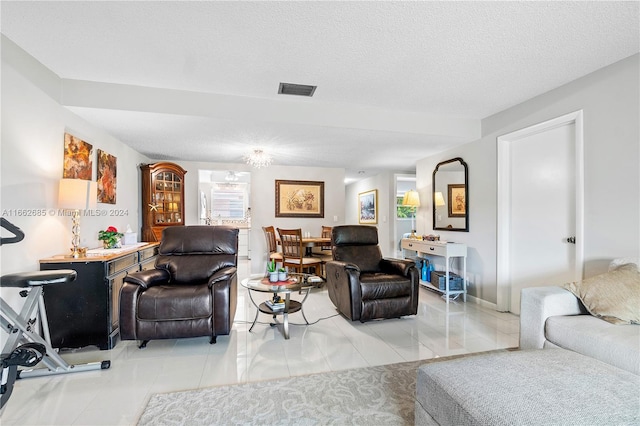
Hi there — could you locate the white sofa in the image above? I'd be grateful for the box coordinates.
[415,259,639,425]
[519,259,640,375]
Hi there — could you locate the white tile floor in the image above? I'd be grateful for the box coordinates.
[1,259,519,425]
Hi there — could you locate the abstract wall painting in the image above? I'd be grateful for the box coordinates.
[97,149,117,204]
[63,133,93,180]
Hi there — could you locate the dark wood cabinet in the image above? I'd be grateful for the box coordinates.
[39,243,159,350]
[140,162,187,242]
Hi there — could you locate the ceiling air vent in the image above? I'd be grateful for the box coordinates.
[278,82,316,97]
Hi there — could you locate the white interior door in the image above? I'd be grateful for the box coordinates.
[497,111,584,314]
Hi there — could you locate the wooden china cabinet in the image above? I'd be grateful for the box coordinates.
[140,162,187,242]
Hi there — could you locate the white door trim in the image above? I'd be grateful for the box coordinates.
[496,110,584,312]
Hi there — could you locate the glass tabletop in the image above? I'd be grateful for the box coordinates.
[240,275,305,293]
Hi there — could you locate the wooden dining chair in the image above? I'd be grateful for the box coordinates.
[312,226,333,278]
[262,226,283,269]
[322,226,333,251]
[276,228,323,276]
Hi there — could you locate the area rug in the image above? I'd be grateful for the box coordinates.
[138,349,512,426]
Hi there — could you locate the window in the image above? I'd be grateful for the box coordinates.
[211,183,247,219]
[397,195,414,219]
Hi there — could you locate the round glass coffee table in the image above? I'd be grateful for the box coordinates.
[240,274,312,339]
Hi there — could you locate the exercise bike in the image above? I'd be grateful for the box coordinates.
[0,218,110,410]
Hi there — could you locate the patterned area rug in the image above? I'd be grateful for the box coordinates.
[138,349,511,426]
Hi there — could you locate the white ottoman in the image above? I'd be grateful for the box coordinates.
[415,349,640,425]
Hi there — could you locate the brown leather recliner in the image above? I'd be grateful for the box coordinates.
[325,225,419,322]
[120,226,239,348]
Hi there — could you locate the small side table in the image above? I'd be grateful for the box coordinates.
[241,275,312,339]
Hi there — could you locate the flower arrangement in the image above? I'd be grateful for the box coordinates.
[98,226,123,249]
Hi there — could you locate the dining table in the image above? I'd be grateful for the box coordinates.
[300,236,331,247]
[277,236,331,256]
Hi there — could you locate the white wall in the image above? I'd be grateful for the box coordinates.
[345,172,398,257]
[169,160,346,274]
[1,38,149,336]
[416,53,640,306]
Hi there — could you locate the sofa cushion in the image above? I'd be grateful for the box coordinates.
[545,314,640,375]
[359,273,413,300]
[138,284,212,320]
[416,349,640,426]
[564,263,640,325]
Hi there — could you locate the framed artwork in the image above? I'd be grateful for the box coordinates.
[448,184,466,217]
[358,189,378,224]
[275,180,324,218]
[97,149,117,204]
[63,133,93,180]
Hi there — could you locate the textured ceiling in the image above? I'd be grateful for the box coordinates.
[2,1,638,181]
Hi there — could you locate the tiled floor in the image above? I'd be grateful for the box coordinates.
[1,259,519,425]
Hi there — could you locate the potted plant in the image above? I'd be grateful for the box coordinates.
[278,267,287,282]
[267,259,278,282]
[98,226,123,249]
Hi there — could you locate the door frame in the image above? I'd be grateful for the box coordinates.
[496,110,584,312]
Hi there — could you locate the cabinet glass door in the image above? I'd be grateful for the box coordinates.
[152,172,182,225]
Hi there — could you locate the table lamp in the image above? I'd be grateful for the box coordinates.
[402,189,420,239]
[58,178,97,258]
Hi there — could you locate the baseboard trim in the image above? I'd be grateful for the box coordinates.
[465,294,499,311]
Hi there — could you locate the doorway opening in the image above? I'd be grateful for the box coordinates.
[394,174,417,258]
[198,170,252,259]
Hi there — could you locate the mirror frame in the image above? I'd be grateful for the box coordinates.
[432,157,469,232]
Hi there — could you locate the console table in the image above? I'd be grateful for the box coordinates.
[39,243,159,350]
[401,238,467,303]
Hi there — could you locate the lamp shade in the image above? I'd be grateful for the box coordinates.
[434,192,446,207]
[402,190,421,207]
[58,179,97,210]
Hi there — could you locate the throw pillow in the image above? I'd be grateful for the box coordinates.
[564,263,640,325]
[608,257,639,272]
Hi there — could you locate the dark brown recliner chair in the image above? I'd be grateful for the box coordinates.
[326,225,419,322]
[120,226,239,348]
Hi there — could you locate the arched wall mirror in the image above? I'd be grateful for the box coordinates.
[432,157,469,232]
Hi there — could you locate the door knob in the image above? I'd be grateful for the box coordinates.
[566,236,576,244]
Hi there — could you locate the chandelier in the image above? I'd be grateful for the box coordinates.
[243,149,272,168]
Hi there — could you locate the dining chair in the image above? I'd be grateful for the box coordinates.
[312,225,333,278]
[262,226,283,270]
[321,226,333,251]
[276,228,323,276]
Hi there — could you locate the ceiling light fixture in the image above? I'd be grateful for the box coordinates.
[244,149,272,169]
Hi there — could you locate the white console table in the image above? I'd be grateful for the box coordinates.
[401,238,467,303]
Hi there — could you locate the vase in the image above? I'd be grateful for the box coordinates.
[278,271,287,281]
[103,239,121,249]
[269,272,279,282]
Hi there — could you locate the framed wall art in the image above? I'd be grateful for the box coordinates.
[97,149,117,204]
[63,133,93,180]
[275,180,324,218]
[448,184,466,217]
[358,189,378,224]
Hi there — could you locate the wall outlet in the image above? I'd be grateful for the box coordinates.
[333,215,338,222]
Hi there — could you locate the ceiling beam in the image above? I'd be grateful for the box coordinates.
[60,78,480,140]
